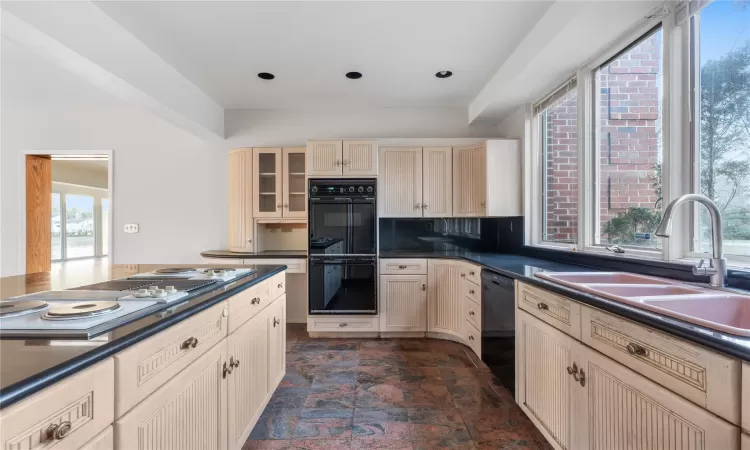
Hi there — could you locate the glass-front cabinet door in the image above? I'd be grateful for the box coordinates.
[253,148,282,218]
[283,147,307,218]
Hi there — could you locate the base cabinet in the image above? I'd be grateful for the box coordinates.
[516,310,580,450]
[114,342,228,450]
[268,297,287,389]
[379,274,427,332]
[427,260,463,338]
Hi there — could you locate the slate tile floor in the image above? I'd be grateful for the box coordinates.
[244,324,552,450]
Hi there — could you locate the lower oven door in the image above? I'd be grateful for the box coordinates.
[308,257,377,315]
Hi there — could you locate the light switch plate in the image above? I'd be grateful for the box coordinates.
[124,224,139,233]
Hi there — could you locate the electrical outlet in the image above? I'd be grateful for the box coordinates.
[282,228,292,232]
[124,224,139,234]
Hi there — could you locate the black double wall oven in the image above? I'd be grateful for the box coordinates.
[308,179,377,315]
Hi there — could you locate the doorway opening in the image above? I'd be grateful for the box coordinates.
[25,152,112,273]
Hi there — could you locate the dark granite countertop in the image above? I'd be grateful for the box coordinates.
[202,250,308,259]
[380,250,750,361]
[0,263,286,410]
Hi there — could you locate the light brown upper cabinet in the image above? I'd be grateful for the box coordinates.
[453,140,521,217]
[379,147,452,218]
[228,148,254,252]
[307,140,378,176]
[253,148,306,218]
[282,148,307,218]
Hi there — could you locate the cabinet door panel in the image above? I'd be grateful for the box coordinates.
[422,147,452,217]
[115,343,227,450]
[516,310,577,450]
[578,344,739,450]
[380,275,427,332]
[379,147,422,217]
[228,148,253,252]
[307,140,342,176]
[253,148,283,218]
[427,260,462,338]
[268,297,287,390]
[452,144,486,217]
[343,140,378,176]
[282,148,307,218]
[228,311,269,450]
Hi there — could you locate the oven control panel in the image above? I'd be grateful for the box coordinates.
[309,179,376,197]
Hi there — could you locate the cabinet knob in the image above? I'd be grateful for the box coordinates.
[626,343,649,357]
[230,356,240,368]
[469,289,475,295]
[422,204,428,209]
[469,271,475,276]
[339,323,348,327]
[469,311,475,316]
[415,203,422,210]
[480,201,486,208]
[181,336,198,350]
[336,159,342,167]
[251,297,261,305]
[566,363,578,375]
[421,284,426,291]
[398,265,407,269]
[342,160,349,167]
[468,335,475,341]
[537,302,549,311]
[276,203,282,209]
[47,422,72,441]
[273,317,281,327]
[278,283,283,289]
[283,203,289,209]
[223,361,232,379]
[573,368,586,387]
[460,273,466,278]
[247,238,253,244]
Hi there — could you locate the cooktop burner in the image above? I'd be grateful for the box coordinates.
[42,301,122,321]
[154,268,197,274]
[0,300,49,318]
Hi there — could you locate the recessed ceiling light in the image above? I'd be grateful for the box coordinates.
[435,71,453,79]
[258,72,275,80]
[346,71,363,80]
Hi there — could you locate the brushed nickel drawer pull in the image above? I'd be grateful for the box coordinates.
[398,265,407,269]
[273,317,281,327]
[626,343,649,357]
[251,297,261,305]
[47,421,72,441]
[537,302,549,310]
[339,323,348,327]
[181,337,198,350]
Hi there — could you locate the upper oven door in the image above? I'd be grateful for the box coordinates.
[308,198,376,255]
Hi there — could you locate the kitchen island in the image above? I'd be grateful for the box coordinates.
[0,263,287,450]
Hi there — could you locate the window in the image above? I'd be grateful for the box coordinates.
[692,1,750,258]
[51,193,62,261]
[65,194,95,258]
[593,26,664,250]
[536,79,579,244]
[102,198,109,256]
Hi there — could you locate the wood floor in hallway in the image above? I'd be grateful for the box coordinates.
[243,324,552,450]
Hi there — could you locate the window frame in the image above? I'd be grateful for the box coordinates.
[52,183,108,262]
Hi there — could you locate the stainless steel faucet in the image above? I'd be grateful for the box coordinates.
[655,194,727,287]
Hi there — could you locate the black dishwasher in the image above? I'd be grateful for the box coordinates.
[481,269,516,396]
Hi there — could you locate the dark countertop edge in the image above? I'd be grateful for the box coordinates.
[380,252,750,361]
[0,266,287,410]
[201,251,307,259]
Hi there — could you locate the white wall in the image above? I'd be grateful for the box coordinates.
[52,160,108,189]
[497,105,528,139]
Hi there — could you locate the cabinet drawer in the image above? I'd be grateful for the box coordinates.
[464,296,481,331]
[517,282,581,340]
[462,263,481,286]
[1,359,114,450]
[463,278,480,304]
[78,426,113,450]
[249,259,306,274]
[114,301,228,418]
[464,320,481,356]
[582,305,740,425]
[307,316,379,333]
[269,272,286,300]
[229,280,271,333]
[380,258,427,275]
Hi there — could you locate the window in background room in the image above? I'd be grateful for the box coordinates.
[64,194,95,258]
[102,198,109,256]
[593,26,664,250]
[537,78,579,244]
[51,193,62,261]
[692,1,750,259]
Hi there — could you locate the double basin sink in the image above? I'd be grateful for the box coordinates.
[535,271,750,337]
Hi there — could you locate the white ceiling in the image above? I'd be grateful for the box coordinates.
[93,1,553,109]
